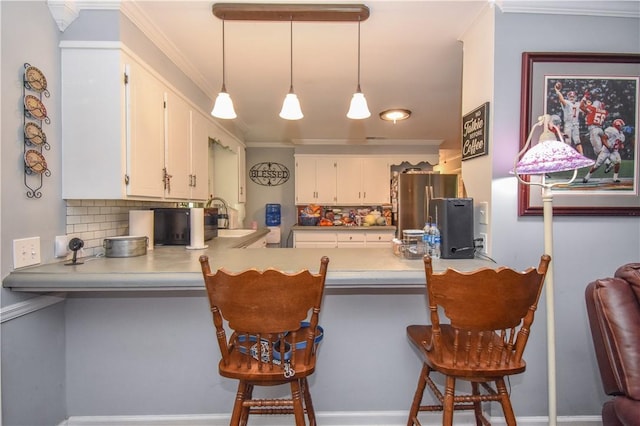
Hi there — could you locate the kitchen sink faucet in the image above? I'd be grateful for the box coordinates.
[210,197,229,229]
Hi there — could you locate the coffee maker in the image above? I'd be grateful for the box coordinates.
[429,198,475,259]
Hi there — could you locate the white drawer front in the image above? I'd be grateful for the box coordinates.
[294,232,337,242]
[337,233,365,242]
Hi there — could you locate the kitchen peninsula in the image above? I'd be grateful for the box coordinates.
[2,229,505,424]
[3,228,495,292]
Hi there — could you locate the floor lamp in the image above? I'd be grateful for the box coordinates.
[513,114,594,426]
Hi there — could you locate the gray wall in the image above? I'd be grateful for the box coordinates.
[1,1,66,304]
[1,3,68,425]
[245,147,296,247]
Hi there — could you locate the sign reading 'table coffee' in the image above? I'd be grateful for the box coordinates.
[462,102,489,161]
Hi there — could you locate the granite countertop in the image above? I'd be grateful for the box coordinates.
[3,228,498,292]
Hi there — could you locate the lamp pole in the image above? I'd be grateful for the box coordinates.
[514,114,594,426]
[542,180,556,426]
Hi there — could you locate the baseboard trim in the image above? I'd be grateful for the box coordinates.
[60,411,602,426]
[0,292,66,323]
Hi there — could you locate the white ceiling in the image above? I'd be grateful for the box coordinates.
[113,0,638,149]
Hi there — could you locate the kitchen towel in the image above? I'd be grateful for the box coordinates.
[129,210,154,251]
[186,208,208,250]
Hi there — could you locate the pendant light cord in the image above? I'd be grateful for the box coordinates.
[356,17,362,92]
[289,18,294,93]
[221,18,227,91]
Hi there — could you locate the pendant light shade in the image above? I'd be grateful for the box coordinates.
[280,92,304,120]
[348,92,370,120]
[347,19,370,119]
[212,90,236,119]
[211,18,237,119]
[280,19,303,120]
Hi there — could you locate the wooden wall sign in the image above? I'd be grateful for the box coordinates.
[461,102,489,161]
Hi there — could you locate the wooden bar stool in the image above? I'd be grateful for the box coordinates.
[199,255,329,426]
[406,254,550,425]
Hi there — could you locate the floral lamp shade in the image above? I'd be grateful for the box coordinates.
[515,139,594,175]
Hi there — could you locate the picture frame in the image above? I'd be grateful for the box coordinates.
[519,52,640,216]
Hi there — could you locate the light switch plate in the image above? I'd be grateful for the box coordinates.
[13,237,41,269]
[479,201,489,225]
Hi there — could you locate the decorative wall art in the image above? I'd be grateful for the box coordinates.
[519,52,640,216]
[22,63,51,198]
[462,102,489,161]
[249,162,290,186]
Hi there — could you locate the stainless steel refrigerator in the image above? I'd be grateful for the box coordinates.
[395,173,458,237]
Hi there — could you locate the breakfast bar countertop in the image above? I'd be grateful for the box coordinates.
[3,228,497,293]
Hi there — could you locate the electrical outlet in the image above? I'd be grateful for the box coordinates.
[478,233,488,255]
[13,237,41,269]
[55,235,69,258]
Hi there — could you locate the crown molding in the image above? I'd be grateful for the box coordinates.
[496,0,640,19]
[47,0,80,31]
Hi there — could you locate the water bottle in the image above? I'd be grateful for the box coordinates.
[431,224,441,259]
[422,222,431,255]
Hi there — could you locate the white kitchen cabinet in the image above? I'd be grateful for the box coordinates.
[361,158,391,204]
[337,232,366,248]
[237,145,246,203]
[364,230,395,247]
[295,155,390,206]
[189,110,210,200]
[335,158,362,203]
[126,58,166,198]
[293,231,337,248]
[293,229,395,248]
[164,92,210,201]
[335,158,390,205]
[61,43,211,201]
[212,135,246,207]
[295,156,337,205]
[164,90,191,200]
[244,236,267,248]
[62,44,166,199]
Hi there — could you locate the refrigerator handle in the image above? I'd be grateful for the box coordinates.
[424,186,433,223]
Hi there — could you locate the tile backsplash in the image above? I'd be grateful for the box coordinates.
[65,199,173,258]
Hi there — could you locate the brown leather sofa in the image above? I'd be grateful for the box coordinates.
[585,263,640,426]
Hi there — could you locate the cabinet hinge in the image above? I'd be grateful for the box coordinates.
[124,73,129,85]
[124,174,130,185]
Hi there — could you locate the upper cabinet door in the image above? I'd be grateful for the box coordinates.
[361,158,390,204]
[314,158,337,205]
[295,157,317,204]
[190,110,210,201]
[164,90,191,200]
[336,158,362,204]
[237,146,246,203]
[126,60,166,198]
[295,157,337,205]
[61,46,126,199]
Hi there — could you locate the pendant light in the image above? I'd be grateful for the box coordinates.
[211,17,237,119]
[279,18,303,120]
[347,18,370,119]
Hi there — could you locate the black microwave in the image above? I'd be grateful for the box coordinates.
[153,208,218,246]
